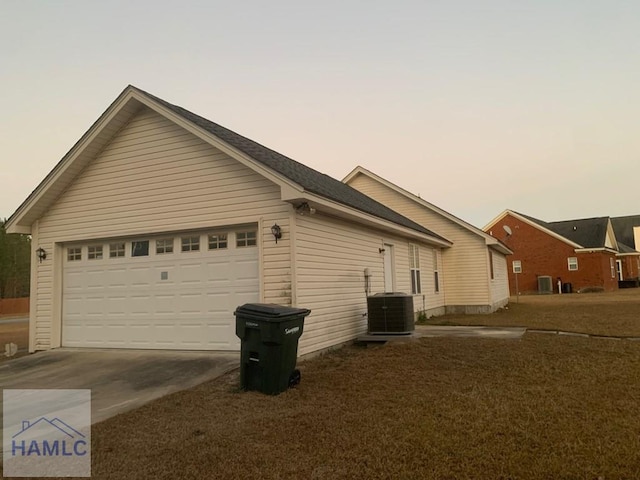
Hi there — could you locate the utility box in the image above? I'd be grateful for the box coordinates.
[235,303,310,395]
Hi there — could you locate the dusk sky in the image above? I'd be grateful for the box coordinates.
[2,1,638,228]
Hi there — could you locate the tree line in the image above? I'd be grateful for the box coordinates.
[0,219,31,298]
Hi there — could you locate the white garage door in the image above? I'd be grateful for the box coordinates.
[62,229,259,350]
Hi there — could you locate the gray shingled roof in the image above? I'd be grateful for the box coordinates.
[611,215,640,250]
[516,212,610,248]
[134,86,449,243]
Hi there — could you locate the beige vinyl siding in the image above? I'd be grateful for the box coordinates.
[489,249,509,308]
[348,174,491,306]
[294,213,442,356]
[33,107,291,350]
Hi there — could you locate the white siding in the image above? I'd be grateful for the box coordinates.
[347,174,492,308]
[294,213,443,356]
[489,249,509,308]
[33,107,291,350]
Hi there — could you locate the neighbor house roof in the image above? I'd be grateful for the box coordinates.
[6,86,451,246]
[611,215,640,250]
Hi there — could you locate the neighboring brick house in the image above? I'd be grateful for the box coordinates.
[484,210,640,294]
[611,215,640,285]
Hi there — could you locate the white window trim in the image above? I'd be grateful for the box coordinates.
[409,244,421,295]
[512,260,522,274]
[568,257,578,271]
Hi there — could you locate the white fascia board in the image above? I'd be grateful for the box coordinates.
[574,247,619,254]
[345,166,492,241]
[5,88,141,234]
[483,209,511,232]
[616,252,640,257]
[133,93,304,197]
[286,192,452,247]
[497,210,583,249]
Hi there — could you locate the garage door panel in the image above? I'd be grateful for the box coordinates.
[62,230,259,350]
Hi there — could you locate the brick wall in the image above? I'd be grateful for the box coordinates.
[487,214,618,294]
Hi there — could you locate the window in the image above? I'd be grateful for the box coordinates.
[67,247,81,261]
[208,234,228,250]
[433,250,440,293]
[109,243,125,258]
[610,257,616,278]
[489,251,494,280]
[568,257,578,271]
[88,245,103,260]
[181,236,200,252]
[132,241,149,257]
[513,260,522,274]
[409,244,421,294]
[156,239,174,254]
[237,231,257,247]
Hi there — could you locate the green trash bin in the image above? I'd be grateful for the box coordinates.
[235,303,311,395]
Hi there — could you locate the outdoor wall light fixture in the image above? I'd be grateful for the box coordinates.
[36,247,47,263]
[271,224,282,243]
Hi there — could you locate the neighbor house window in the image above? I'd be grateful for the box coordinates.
[109,243,125,258]
[156,239,174,254]
[181,236,200,252]
[237,231,257,247]
[132,241,149,257]
[568,257,578,271]
[67,247,81,261]
[409,244,421,294]
[88,245,103,260]
[513,260,522,274]
[489,251,494,280]
[433,249,440,293]
[208,234,228,250]
[610,257,616,278]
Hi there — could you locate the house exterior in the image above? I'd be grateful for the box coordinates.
[7,85,460,356]
[484,210,640,294]
[343,167,512,314]
[611,215,640,285]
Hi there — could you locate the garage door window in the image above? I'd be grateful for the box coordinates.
[181,236,200,252]
[236,231,257,247]
[208,234,228,250]
[67,247,82,261]
[156,239,174,254]
[132,241,149,257]
[109,243,125,258]
[88,246,103,260]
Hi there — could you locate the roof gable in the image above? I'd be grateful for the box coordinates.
[611,215,640,249]
[343,166,511,254]
[6,86,450,245]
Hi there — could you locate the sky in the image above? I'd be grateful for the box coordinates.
[1,0,639,228]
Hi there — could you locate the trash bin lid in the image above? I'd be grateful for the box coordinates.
[234,303,311,320]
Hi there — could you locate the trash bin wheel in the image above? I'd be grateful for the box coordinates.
[289,369,301,388]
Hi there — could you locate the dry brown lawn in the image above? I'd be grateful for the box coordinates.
[428,289,640,337]
[5,292,640,479]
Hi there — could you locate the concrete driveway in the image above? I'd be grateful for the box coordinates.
[415,325,526,339]
[0,349,239,424]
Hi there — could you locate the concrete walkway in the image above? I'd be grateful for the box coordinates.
[415,325,527,339]
[0,348,239,424]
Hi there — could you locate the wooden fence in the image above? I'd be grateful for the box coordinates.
[0,297,29,316]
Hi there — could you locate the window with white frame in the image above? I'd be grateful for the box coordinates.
[568,257,578,271]
[610,257,616,278]
[181,236,200,252]
[88,245,103,260]
[236,231,257,247]
[512,260,522,274]
[409,244,421,294]
[109,243,125,258]
[67,247,81,261]
[208,234,228,250]
[433,249,440,293]
[156,239,174,254]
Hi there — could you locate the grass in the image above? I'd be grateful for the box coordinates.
[424,288,640,337]
[5,291,640,479]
